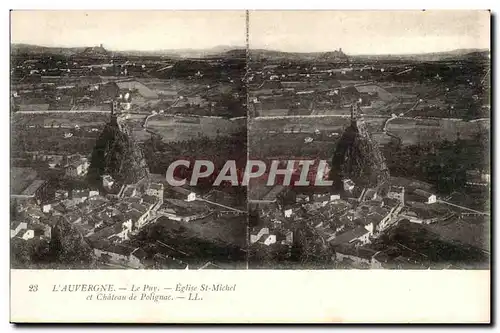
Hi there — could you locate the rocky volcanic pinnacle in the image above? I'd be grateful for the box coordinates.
[330,106,390,189]
[87,115,149,186]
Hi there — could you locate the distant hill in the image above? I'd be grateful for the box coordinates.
[11,43,85,56]
[351,48,490,62]
[250,48,489,62]
[216,48,246,59]
[111,45,246,58]
[11,43,245,59]
[317,49,349,62]
[12,43,489,62]
[249,48,349,62]
[439,49,490,61]
[76,44,109,59]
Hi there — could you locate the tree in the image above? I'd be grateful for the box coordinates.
[292,225,336,269]
[50,218,95,268]
[11,240,32,268]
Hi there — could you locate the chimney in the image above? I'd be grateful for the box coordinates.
[100,43,103,48]
[339,48,342,53]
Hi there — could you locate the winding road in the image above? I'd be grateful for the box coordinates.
[437,199,490,216]
[378,98,421,145]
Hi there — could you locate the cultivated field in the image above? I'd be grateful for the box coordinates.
[425,216,490,252]
[147,116,245,142]
[387,117,489,145]
[249,131,339,160]
[12,112,110,128]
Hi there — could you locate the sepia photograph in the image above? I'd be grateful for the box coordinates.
[247,10,490,269]
[10,10,248,270]
[8,8,491,324]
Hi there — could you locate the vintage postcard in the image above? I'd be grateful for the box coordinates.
[9,10,490,323]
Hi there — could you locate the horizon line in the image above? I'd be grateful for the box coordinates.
[11,42,489,56]
[10,42,247,52]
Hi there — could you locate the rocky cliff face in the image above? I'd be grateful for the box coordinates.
[330,110,390,189]
[87,115,149,186]
[78,44,109,59]
[318,49,349,62]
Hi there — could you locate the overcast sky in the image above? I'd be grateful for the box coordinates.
[249,10,490,54]
[11,10,246,50]
[11,10,490,54]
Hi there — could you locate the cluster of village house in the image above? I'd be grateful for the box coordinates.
[10,161,235,269]
[250,177,446,268]
[28,152,91,178]
[11,172,164,266]
[12,159,447,270]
